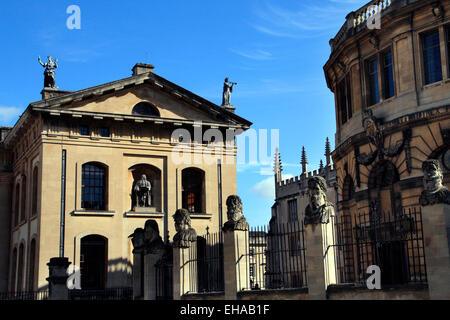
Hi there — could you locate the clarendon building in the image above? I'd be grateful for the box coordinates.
[0,63,251,292]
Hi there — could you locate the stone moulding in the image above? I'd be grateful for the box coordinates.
[71,210,115,217]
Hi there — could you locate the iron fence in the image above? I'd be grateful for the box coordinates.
[197,232,224,293]
[155,245,173,300]
[0,290,49,300]
[325,207,427,287]
[242,221,307,291]
[69,287,133,300]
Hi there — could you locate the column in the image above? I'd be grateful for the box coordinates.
[223,229,249,300]
[47,257,71,300]
[422,203,450,300]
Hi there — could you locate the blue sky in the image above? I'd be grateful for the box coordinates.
[0,0,368,226]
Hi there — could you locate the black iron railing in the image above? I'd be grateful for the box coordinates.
[69,287,133,300]
[0,290,48,300]
[325,207,427,287]
[244,221,307,291]
[155,245,173,300]
[197,232,224,293]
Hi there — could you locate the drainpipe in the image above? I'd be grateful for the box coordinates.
[59,149,67,258]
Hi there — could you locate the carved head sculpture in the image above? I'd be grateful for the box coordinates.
[308,176,327,210]
[173,208,191,233]
[226,195,243,222]
[225,77,229,82]
[140,174,147,181]
[48,56,53,62]
[422,159,444,192]
[130,228,145,251]
[172,209,197,248]
[362,109,381,145]
[144,219,160,244]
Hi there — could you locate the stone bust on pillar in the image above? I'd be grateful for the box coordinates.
[419,159,450,206]
[130,228,145,253]
[304,176,335,225]
[223,195,249,231]
[173,209,197,248]
[143,219,164,254]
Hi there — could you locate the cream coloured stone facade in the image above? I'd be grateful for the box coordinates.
[0,63,251,292]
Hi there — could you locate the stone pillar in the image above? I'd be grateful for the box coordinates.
[422,203,450,300]
[144,248,164,300]
[305,224,327,300]
[130,228,145,300]
[222,195,250,300]
[172,244,196,300]
[47,257,71,300]
[132,250,144,299]
[223,229,249,300]
[172,209,197,300]
[303,176,336,300]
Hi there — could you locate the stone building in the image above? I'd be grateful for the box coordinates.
[325,0,449,218]
[323,0,449,287]
[271,141,337,225]
[0,62,251,293]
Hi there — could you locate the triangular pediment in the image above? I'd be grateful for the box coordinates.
[31,72,251,128]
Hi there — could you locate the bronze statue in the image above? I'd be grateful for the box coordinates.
[304,176,335,225]
[133,174,152,208]
[172,209,197,248]
[38,56,58,89]
[419,159,450,206]
[223,195,249,231]
[222,77,237,106]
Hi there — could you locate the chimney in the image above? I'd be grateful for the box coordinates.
[132,63,155,76]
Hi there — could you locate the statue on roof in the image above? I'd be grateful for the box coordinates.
[222,77,237,107]
[38,56,59,89]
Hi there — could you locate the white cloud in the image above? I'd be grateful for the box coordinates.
[251,0,368,38]
[0,106,24,127]
[251,173,294,200]
[230,49,273,61]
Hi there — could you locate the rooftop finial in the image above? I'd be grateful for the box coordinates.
[301,146,308,174]
[325,137,332,166]
[320,159,324,171]
[274,148,283,183]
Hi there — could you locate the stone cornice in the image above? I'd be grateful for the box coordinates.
[332,105,450,162]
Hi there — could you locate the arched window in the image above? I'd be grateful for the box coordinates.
[182,168,205,213]
[14,183,20,227]
[132,102,160,117]
[17,244,25,293]
[20,175,26,222]
[342,175,355,201]
[10,248,17,292]
[82,163,107,210]
[28,239,36,291]
[32,167,39,217]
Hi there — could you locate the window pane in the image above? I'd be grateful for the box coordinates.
[100,128,110,137]
[338,81,347,124]
[80,126,89,136]
[288,199,297,221]
[422,30,443,85]
[367,58,380,106]
[383,51,395,99]
[81,163,106,210]
[346,76,352,119]
[447,26,450,73]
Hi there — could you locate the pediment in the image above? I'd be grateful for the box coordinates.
[31,72,251,127]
